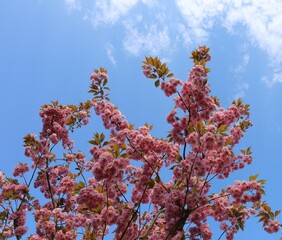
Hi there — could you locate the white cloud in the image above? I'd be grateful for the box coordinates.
[229,52,250,98]
[224,1,282,59]
[123,22,171,57]
[262,71,282,87]
[76,0,176,56]
[141,0,157,7]
[85,0,139,26]
[232,53,250,74]
[66,0,282,85]
[175,0,225,42]
[175,0,282,85]
[177,24,192,49]
[65,0,81,11]
[105,43,117,66]
[234,82,249,99]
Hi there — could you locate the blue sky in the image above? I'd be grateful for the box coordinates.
[0,0,282,239]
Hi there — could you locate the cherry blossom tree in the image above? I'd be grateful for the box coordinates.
[0,46,280,239]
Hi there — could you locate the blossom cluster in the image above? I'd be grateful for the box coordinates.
[160,78,182,97]
[0,46,280,240]
[40,104,74,148]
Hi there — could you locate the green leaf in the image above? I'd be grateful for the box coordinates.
[224,138,233,146]
[176,154,182,161]
[91,84,99,90]
[249,174,259,181]
[240,149,246,154]
[275,210,281,217]
[197,121,205,132]
[156,59,161,69]
[167,73,174,78]
[139,237,148,240]
[88,140,97,145]
[216,124,228,133]
[103,78,108,86]
[186,125,194,133]
[100,133,105,142]
[154,80,160,87]
[238,221,245,231]
[147,178,155,189]
[113,144,119,152]
[169,165,177,170]
[153,57,158,67]
[121,153,130,158]
[132,212,138,222]
[0,211,8,220]
[155,175,161,183]
[257,212,270,222]
[257,179,266,185]
[246,146,252,155]
[163,68,169,75]
[263,204,272,214]
[6,178,18,184]
[51,100,58,106]
[149,74,157,79]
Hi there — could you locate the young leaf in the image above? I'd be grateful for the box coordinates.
[154,80,160,87]
[149,74,158,79]
[167,73,174,78]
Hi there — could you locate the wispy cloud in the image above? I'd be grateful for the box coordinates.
[262,72,282,87]
[105,43,117,66]
[65,0,282,85]
[141,0,157,7]
[69,0,177,57]
[177,23,192,49]
[232,53,250,74]
[85,0,138,26]
[175,0,282,85]
[234,82,249,99]
[65,0,81,11]
[175,0,226,43]
[123,22,171,57]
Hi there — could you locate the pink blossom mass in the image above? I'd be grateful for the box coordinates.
[0,46,280,239]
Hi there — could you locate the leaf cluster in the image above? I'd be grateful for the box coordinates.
[66,100,92,129]
[255,201,281,223]
[89,67,110,101]
[88,132,108,147]
[23,134,38,148]
[240,146,252,155]
[249,174,266,195]
[190,45,211,73]
[142,56,174,87]
[228,206,246,231]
